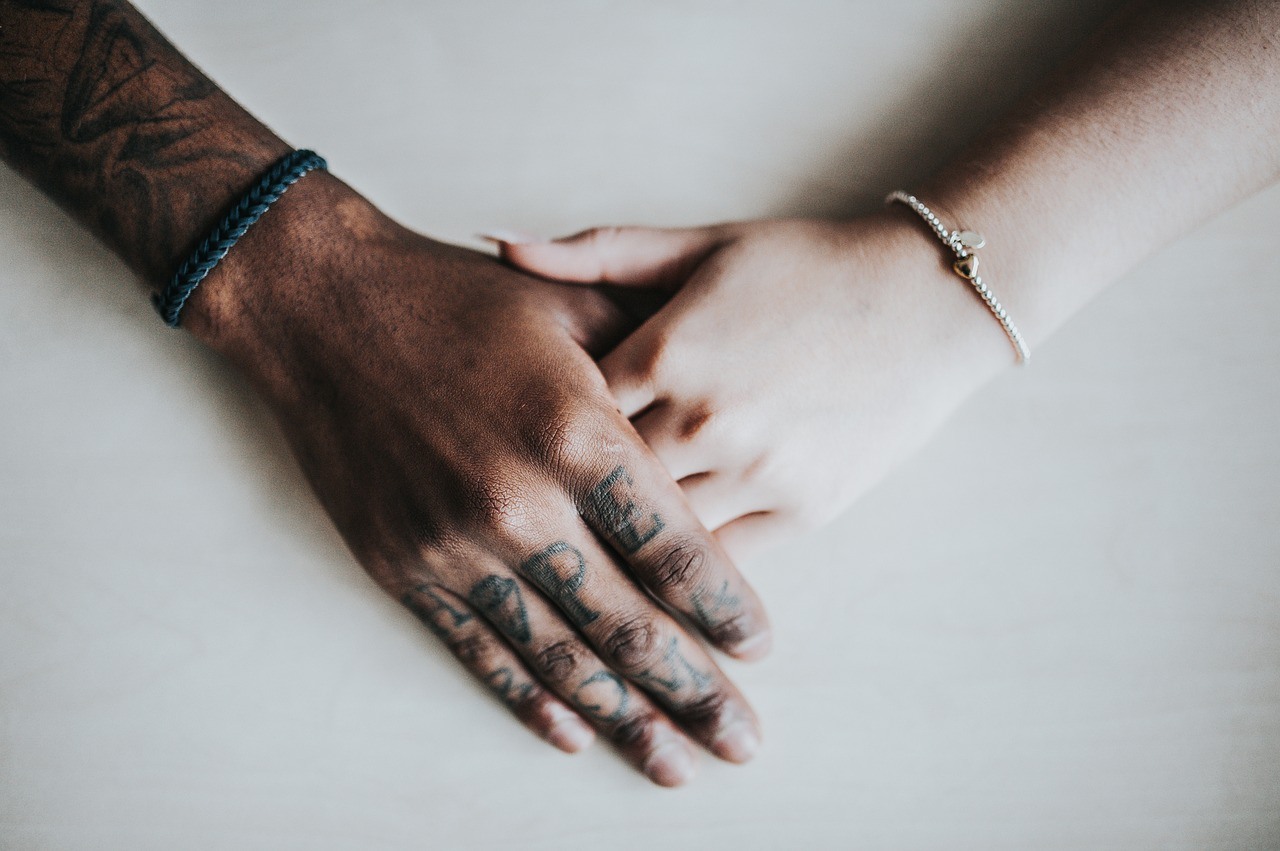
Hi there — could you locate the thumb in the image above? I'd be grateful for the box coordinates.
[483,225,725,290]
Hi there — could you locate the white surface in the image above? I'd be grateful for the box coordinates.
[2,1,1279,848]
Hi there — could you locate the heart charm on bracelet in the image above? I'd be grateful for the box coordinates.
[952,254,980,279]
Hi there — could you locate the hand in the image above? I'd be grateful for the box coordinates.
[188,173,772,787]
[496,214,1012,562]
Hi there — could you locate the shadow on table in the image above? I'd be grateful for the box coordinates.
[774,0,1118,220]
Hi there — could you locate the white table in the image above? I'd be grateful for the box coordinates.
[3,1,1278,848]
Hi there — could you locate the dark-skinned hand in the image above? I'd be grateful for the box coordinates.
[184,172,772,787]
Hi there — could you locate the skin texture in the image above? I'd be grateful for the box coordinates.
[0,0,773,786]
[498,0,1280,563]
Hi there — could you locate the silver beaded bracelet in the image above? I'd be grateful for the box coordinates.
[885,190,1030,364]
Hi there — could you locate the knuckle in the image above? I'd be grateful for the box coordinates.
[461,477,538,539]
[508,682,546,714]
[407,513,446,553]
[517,393,609,472]
[529,413,594,470]
[648,537,711,593]
[611,712,659,748]
[676,690,730,729]
[534,640,584,683]
[602,616,662,673]
[706,611,752,648]
[629,332,674,386]
[449,633,492,667]
[676,403,715,444]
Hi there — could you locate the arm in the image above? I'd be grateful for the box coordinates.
[0,0,773,786]
[498,0,1280,560]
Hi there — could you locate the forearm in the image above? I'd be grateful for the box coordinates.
[0,0,288,288]
[920,0,1280,359]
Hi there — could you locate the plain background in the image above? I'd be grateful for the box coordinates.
[2,1,1278,848]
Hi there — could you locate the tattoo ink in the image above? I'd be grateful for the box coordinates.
[634,637,714,695]
[402,582,473,639]
[692,580,742,633]
[486,667,534,709]
[468,575,532,644]
[574,671,630,724]
[586,466,664,554]
[522,542,599,627]
[0,0,288,279]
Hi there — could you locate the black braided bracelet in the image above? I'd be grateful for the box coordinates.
[153,148,328,328]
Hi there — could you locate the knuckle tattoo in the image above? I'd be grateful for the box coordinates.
[585,465,664,554]
[402,582,474,639]
[485,666,539,711]
[521,541,600,627]
[468,574,533,644]
[573,670,630,724]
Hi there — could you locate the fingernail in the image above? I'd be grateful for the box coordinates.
[642,742,697,787]
[477,229,544,245]
[729,630,773,661]
[544,705,595,753]
[711,721,761,763]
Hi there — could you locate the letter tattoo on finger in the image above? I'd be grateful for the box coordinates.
[692,580,742,633]
[469,575,533,644]
[586,466,664,554]
[574,670,630,723]
[486,666,536,709]
[522,542,600,627]
[633,637,714,695]
[402,582,474,639]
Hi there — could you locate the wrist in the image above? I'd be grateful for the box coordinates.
[179,171,395,363]
[855,207,1019,388]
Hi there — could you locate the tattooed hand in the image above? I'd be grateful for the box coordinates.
[195,174,772,785]
[0,0,769,786]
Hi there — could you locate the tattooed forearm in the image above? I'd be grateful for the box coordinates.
[0,0,288,280]
[586,466,664,554]
[522,542,599,627]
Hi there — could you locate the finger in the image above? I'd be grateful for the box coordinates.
[492,517,764,764]
[629,403,711,481]
[713,511,800,566]
[463,567,702,786]
[678,472,767,532]
[490,225,725,289]
[575,455,773,661]
[599,341,658,418]
[400,581,595,755]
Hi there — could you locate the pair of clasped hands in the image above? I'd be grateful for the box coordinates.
[196,171,1001,787]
